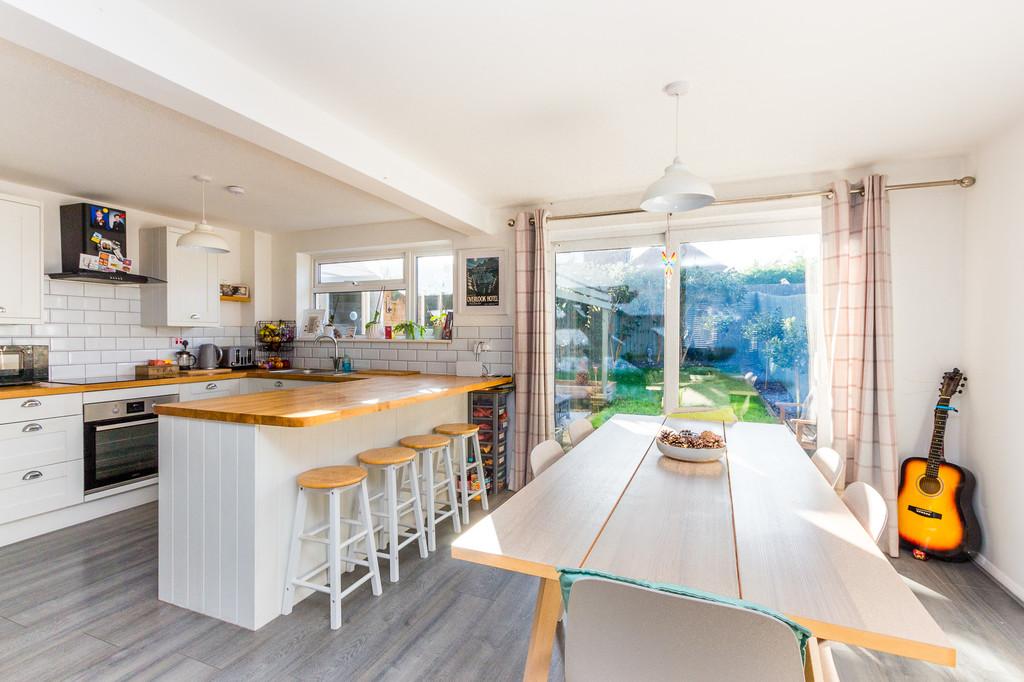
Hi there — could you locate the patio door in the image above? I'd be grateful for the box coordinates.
[554,241,666,442]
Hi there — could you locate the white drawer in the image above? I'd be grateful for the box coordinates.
[180,379,240,401]
[0,392,82,424]
[245,378,308,393]
[0,415,83,474]
[0,460,84,525]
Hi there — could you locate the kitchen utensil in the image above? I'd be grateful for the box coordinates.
[175,340,197,370]
[196,343,222,370]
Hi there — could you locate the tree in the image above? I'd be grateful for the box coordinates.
[679,267,747,367]
[741,310,808,402]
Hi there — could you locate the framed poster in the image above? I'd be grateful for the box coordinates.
[297,308,328,340]
[457,248,507,315]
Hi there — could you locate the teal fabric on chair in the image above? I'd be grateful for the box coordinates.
[558,567,811,663]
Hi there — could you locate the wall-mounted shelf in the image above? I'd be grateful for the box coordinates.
[220,295,251,302]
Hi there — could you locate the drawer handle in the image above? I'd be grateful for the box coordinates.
[0,305,6,313]
[206,383,218,390]
[22,470,43,481]
[274,381,283,388]
[190,313,200,319]
[22,423,42,433]
[20,399,41,408]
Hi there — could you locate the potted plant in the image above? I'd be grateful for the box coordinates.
[364,309,382,338]
[393,320,425,339]
[428,311,447,339]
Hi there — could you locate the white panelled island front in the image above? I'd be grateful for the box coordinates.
[154,373,510,630]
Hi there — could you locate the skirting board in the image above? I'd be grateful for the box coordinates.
[0,483,158,548]
[973,553,1024,606]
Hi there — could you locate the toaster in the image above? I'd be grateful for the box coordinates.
[219,346,256,368]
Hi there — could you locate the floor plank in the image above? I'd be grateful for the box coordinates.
[0,499,1020,680]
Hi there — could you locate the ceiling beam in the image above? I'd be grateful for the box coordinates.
[0,0,493,235]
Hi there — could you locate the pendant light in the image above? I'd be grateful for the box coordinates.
[640,81,715,213]
[177,175,230,254]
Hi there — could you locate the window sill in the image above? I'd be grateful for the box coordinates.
[306,337,453,345]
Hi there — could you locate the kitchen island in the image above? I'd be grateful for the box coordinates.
[154,373,510,630]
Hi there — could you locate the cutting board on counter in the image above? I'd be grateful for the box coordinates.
[180,368,234,376]
[357,369,421,376]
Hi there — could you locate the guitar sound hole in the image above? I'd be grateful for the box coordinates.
[918,475,942,496]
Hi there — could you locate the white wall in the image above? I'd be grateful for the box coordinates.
[963,118,1024,600]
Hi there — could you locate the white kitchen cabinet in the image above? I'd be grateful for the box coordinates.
[0,413,84,525]
[0,194,43,324]
[139,226,220,327]
[243,378,310,393]
[179,379,241,401]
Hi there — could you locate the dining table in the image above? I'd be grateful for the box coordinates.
[450,413,955,681]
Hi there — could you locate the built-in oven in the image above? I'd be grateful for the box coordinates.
[83,394,178,494]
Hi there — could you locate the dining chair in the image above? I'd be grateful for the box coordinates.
[564,577,806,681]
[842,481,888,545]
[811,447,845,489]
[529,439,564,477]
[567,418,595,446]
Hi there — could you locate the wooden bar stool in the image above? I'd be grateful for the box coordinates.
[399,434,462,551]
[435,423,490,525]
[282,465,382,630]
[358,446,429,583]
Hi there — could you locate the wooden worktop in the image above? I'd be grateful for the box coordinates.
[0,369,425,400]
[154,374,511,427]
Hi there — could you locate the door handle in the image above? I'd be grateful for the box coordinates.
[274,381,283,388]
[190,313,200,319]
[22,470,43,481]
[206,383,218,390]
[20,399,41,408]
[21,423,42,432]
[0,305,6,313]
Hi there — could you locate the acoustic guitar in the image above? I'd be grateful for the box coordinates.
[897,368,980,561]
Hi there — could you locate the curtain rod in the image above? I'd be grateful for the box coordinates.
[506,176,976,227]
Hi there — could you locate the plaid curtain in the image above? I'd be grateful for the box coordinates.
[512,209,553,490]
[822,176,900,556]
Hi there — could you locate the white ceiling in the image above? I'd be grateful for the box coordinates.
[137,0,1024,207]
[0,39,416,233]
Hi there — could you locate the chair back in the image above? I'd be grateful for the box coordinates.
[567,418,595,446]
[842,481,888,545]
[811,447,845,489]
[529,439,564,477]
[565,577,805,682]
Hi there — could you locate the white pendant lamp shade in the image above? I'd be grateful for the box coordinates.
[177,221,230,254]
[641,81,715,214]
[177,175,230,254]
[640,156,715,212]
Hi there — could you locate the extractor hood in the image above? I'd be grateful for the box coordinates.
[52,203,162,285]
[47,270,163,285]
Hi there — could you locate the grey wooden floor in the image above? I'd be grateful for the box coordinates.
[0,499,1021,681]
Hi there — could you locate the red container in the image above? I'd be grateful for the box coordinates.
[384,325,393,339]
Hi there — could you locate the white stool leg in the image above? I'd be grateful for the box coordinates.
[281,487,308,615]
[442,443,462,533]
[408,459,429,559]
[457,435,471,525]
[359,479,383,596]
[385,464,400,583]
[472,432,490,511]
[424,449,437,551]
[327,488,343,630]
[343,486,359,573]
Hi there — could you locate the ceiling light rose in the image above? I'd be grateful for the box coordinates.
[177,175,230,254]
[640,81,715,213]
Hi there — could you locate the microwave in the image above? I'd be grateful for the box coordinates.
[0,345,48,386]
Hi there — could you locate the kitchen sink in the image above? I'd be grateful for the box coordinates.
[267,368,359,377]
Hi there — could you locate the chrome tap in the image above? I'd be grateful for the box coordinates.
[314,334,342,372]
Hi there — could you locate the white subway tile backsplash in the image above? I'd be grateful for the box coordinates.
[85,337,117,351]
[84,310,116,324]
[82,283,116,299]
[416,350,437,362]
[130,326,156,337]
[144,337,171,349]
[50,337,85,351]
[48,309,84,324]
[379,349,397,360]
[48,351,69,365]
[436,350,457,361]
[45,295,67,309]
[48,280,84,297]
[101,350,131,363]
[370,360,389,370]
[67,324,102,337]
[116,337,145,350]
[68,351,102,365]
[116,312,141,325]
[406,361,427,372]
[49,365,85,380]
[114,286,141,300]
[130,349,157,362]
[67,296,100,311]
[427,362,448,374]
[31,324,67,337]
[102,324,130,337]
[100,298,130,312]
[0,325,31,336]
[85,363,117,377]
[388,361,408,371]
[456,326,479,338]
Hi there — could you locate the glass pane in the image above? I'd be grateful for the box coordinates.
[94,422,158,485]
[318,257,404,284]
[555,246,665,444]
[678,235,819,428]
[416,254,453,325]
[315,290,408,335]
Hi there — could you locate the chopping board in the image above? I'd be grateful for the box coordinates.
[180,368,233,376]
[356,369,421,376]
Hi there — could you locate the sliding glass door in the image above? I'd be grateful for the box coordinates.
[554,244,665,441]
[553,227,821,440]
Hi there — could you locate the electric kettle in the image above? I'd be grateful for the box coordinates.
[196,343,222,370]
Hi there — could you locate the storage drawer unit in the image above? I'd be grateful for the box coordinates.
[0,392,82,424]
[0,460,84,524]
[0,415,83,474]
[244,378,309,393]
[180,379,241,401]
[468,386,513,494]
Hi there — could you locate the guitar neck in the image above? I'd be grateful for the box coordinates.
[926,397,951,475]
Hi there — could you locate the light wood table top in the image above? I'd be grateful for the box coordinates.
[725,421,954,666]
[452,414,667,579]
[453,415,955,671]
[154,374,511,427]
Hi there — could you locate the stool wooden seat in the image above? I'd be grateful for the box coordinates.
[358,446,417,466]
[283,465,381,630]
[297,465,367,489]
[358,446,428,582]
[399,434,451,450]
[435,422,480,436]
